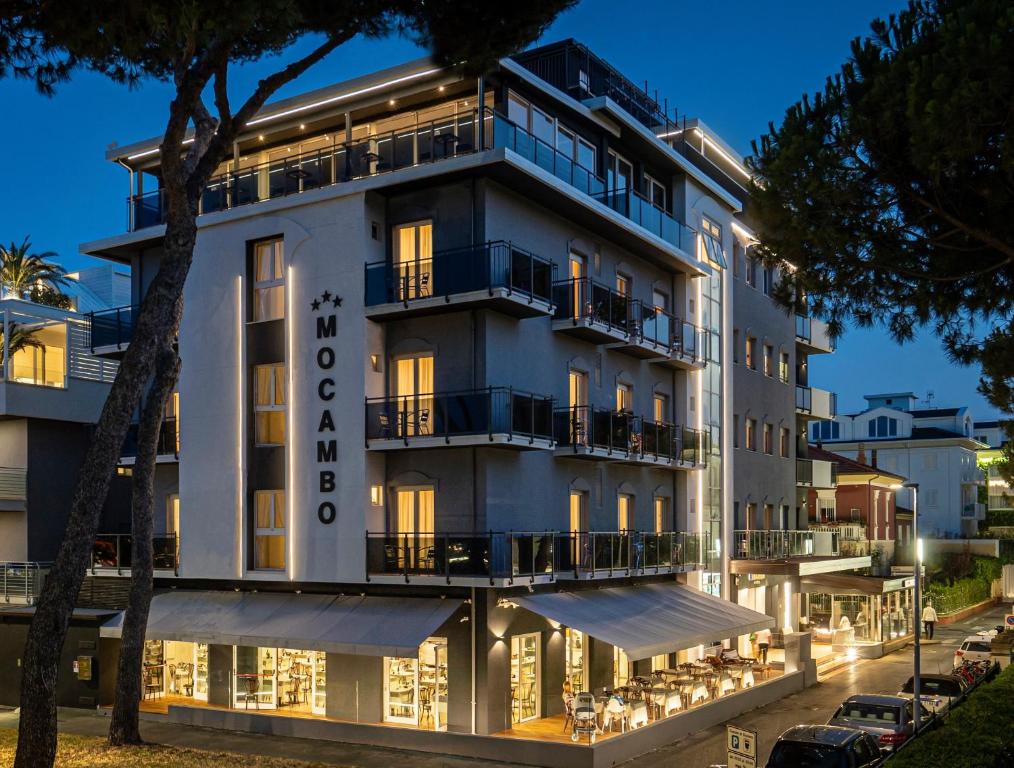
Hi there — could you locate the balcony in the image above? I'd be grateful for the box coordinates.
[795,386,836,420]
[364,387,555,450]
[88,305,135,357]
[553,405,705,468]
[489,112,697,255]
[120,418,179,464]
[1,561,48,604]
[90,533,178,575]
[797,458,837,488]
[811,523,870,556]
[733,529,839,560]
[129,109,489,230]
[364,241,554,320]
[795,315,835,354]
[364,530,707,584]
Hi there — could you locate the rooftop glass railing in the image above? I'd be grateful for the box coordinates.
[121,418,179,459]
[364,241,555,307]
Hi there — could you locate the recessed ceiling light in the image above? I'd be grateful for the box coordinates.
[299,123,306,130]
[258,135,265,141]
[438,85,445,93]
[388,99,396,106]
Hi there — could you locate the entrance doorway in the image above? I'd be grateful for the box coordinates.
[511,632,541,724]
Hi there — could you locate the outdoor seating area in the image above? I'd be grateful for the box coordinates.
[501,655,780,745]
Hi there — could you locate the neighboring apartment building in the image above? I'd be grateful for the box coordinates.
[806,446,906,564]
[0,274,130,567]
[810,393,986,537]
[974,420,1011,515]
[0,40,854,763]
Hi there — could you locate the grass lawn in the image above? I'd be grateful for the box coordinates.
[0,728,339,767]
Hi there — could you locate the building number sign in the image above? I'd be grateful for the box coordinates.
[311,290,342,525]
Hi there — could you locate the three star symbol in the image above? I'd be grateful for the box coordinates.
[310,291,343,311]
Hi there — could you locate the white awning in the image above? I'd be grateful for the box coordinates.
[100,590,461,657]
[515,582,774,660]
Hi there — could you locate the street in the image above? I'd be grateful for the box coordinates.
[624,603,1012,768]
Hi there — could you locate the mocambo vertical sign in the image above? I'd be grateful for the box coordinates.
[311,290,342,525]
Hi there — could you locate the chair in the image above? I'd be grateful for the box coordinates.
[718,670,735,697]
[691,680,709,706]
[242,676,260,710]
[418,272,431,298]
[741,665,755,689]
[603,696,626,733]
[143,669,161,700]
[378,412,392,438]
[561,695,574,733]
[628,700,649,729]
[520,682,535,718]
[420,687,433,725]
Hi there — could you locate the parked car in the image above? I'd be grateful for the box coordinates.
[954,635,994,668]
[897,673,968,715]
[827,694,933,751]
[766,725,883,767]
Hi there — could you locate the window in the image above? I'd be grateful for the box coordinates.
[615,382,633,413]
[607,150,633,193]
[576,137,596,171]
[569,490,588,532]
[613,646,630,688]
[762,266,773,295]
[763,423,773,455]
[733,329,740,363]
[817,498,836,522]
[507,91,529,128]
[556,125,575,159]
[531,104,555,145]
[701,216,721,240]
[745,336,756,369]
[746,418,757,451]
[813,420,840,440]
[763,344,774,377]
[780,427,790,458]
[252,239,284,321]
[396,487,434,534]
[700,216,726,268]
[393,221,433,301]
[568,252,586,319]
[868,415,899,438]
[653,393,668,423]
[653,497,671,532]
[617,493,633,531]
[254,490,286,570]
[645,174,666,208]
[733,414,740,448]
[746,502,758,530]
[779,351,790,383]
[166,493,180,536]
[254,363,286,446]
[394,354,434,436]
[565,629,586,690]
[616,273,631,296]
[745,256,757,288]
[732,242,741,278]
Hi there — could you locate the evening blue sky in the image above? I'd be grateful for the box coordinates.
[0,0,999,418]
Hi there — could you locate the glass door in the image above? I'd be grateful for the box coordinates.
[143,640,165,698]
[233,646,277,709]
[568,369,589,445]
[312,652,327,715]
[394,221,433,300]
[568,253,586,319]
[419,637,448,731]
[194,643,209,701]
[395,487,435,570]
[565,629,586,692]
[394,354,434,437]
[384,656,419,724]
[510,632,540,724]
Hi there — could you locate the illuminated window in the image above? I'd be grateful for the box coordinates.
[254,490,285,570]
[780,427,790,458]
[252,239,285,321]
[617,493,633,531]
[779,352,790,383]
[254,363,286,446]
[745,336,755,369]
[763,344,773,377]
[653,497,671,533]
[763,423,773,455]
[615,382,633,413]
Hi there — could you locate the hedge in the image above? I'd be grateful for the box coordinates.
[888,663,1014,768]
[924,556,1001,615]
[987,509,1014,527]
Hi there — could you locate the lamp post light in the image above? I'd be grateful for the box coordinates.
[903,482,922,729]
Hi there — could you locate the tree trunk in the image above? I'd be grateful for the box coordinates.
[14,208,195,768]
[108,342,181,746]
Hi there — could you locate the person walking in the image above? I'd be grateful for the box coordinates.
[756,627,772,663]
[922,600,938,639]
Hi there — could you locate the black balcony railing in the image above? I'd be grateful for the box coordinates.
[552,278,633,335]
[365,387,554,445]
[365,529,707,581]
[89,305,136,350]
[553,405,705,466]
[364,241,555,308]
[92,533,178,574]
[121,418,179,459]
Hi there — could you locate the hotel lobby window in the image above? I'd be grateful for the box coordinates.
[565,628,586,691]
[511,632,540,724]
[232,646,325,714]
[393,221,433,301]
[254,363,286,445]
[252,238,284,321]
[384,637,447,729]
[254,490,285,570]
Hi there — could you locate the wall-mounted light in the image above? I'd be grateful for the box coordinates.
[370,485,383,506]
[370,353,381,372]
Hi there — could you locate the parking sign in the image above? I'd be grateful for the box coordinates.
[728,724,757,768]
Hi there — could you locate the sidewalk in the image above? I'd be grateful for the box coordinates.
[0,708,510,768]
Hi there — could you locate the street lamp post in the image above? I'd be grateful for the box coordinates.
[905,482,922,730]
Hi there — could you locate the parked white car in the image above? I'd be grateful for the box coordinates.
[953,635,993,668]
